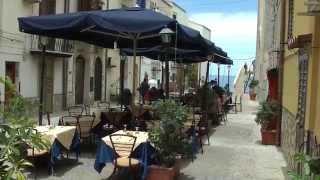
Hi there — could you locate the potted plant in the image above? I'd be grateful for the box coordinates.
[148,100,192,180]
[288,153,320,179]
[0,77,49,180]
[249,80,259,100]
[255,101,281,145]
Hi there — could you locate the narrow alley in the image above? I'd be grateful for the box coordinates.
[180,95,287,180]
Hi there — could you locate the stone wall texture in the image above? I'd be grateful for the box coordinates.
[281,107,297,169]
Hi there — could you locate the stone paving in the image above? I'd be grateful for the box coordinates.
[179,95,288,180]
[28,95,288,180]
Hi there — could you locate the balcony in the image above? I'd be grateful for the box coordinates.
[30,35,74,57]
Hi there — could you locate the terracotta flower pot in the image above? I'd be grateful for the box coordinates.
[147,165,179,180]
[261,129,276,145]
[249,93,256,100]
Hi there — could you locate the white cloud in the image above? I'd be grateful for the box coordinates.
[190,12,257,75]
[190,12,257,57]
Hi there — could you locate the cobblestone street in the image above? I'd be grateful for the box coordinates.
[179,95,288,180]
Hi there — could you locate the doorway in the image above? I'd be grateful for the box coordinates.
[94,57,102,101]
[75,56,85,104]
[5,62,16,105]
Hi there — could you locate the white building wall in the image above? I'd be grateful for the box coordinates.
[188,21,212,86]
[255,0,281,102]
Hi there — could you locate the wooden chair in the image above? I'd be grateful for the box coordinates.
[59,115,78,126]
[109,134,140,177]
[77,115,95,143]
[97,101,111,110]
[197,114,210,146]
[68,105,84,116]
[84,104,91,115]
[227,96,238,113]
[25,129,50,179]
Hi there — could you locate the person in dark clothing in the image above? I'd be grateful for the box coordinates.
[158,88,165,99]
[139,78,150,104]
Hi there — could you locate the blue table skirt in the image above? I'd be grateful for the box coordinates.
[94,140,154,179]
[50,131,81,165]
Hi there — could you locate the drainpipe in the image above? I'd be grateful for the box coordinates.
[278,0,286,146]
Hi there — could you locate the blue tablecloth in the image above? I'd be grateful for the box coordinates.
[50,131,81,165]
[94,140,154,179]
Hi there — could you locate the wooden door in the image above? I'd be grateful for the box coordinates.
[75,57,85,104]
[5,62,16,105]
[94,57,102,101]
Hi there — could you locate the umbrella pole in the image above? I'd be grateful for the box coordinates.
[217,63,220,86]
[120,57,125,110]
[205,61,210,85]
[204,61,210,112]
[39,45,46,125]
[161,61,164,88]
[132,38,137,104]
[228,66,230,93]
[165,54,169,99]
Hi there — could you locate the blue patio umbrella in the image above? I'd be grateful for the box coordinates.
[18,7,220,121]
[120,46,208,63]
[18,8,212,51]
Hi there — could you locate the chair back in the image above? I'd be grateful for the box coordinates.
[98,101,110,110]
[60,116,78,126]
[109,134,137,157]
[68,105,84,116]
[84,104,91,115]
[77,115,95,138]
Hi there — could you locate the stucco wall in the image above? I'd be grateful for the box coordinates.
[282,54,298,115]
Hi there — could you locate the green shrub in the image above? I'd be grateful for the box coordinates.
[149,100,192,167]
[255,101,281,129]
[0,76,49,180]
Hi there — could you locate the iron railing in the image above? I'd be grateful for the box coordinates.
[30,35,74,54]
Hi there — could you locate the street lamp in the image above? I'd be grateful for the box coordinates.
[160,26,174,44]
[39,36,48,125]
[160,26,174,99]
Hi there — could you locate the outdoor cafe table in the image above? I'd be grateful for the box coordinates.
[94,130,154,179]
[35,126,80,168]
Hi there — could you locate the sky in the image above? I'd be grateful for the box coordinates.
[174,0,258,77]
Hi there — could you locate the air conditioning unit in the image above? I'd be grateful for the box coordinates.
[305,0,320,12]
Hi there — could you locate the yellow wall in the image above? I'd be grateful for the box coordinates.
[282,54,298,114]
[311,17,320,137]
[283,0,320,137]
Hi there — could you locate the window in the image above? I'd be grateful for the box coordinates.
[78,0,103,11]
[150,1,157,11]
[107,57,112,66]
[287,0,294,39]
[39,0,56,15]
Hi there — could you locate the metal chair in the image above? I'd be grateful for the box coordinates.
[109,134,140,177]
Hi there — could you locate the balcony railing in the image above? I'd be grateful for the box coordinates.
[30,35,74,57]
